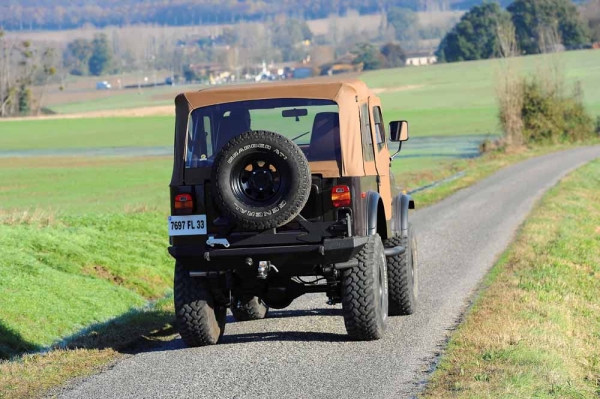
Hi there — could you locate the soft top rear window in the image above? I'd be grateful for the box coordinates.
[186,98,340,168]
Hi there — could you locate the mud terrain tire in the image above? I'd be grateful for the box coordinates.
[174,262,227,346]
[231,296,269,321]
[212,130,311,230]
[341,234,388,340]
[385,223,418,316]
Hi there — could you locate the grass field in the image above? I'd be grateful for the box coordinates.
[0,49,596,179]
[0,117,173,151]
[362,49,600,138]
[0,157,171,214]
[37,51,600,141]
[423,159,600,398]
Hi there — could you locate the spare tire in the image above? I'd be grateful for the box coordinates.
[211,130,311,230]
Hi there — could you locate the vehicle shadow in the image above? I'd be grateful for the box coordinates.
[0,321,41,359]
[227,307,341,323]
[123,308,347,353]
[219,330,348,345]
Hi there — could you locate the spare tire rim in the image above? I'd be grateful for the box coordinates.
[231,153,288,206]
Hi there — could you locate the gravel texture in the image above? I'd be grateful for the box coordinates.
[58,146,600,399]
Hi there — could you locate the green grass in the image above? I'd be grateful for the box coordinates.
[0,157,171,214]
[0,154,174,360]
[0,298,175,399]
[0,117,173,151]
[0,211,173,359]
[422,159,600,398]
[363,49,600,137]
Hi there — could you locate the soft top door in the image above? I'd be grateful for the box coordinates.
[368,96,392,220]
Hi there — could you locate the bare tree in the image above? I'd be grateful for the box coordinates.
[537,22,565,98]
[495,19,523,147]
[36,48,57,115]
[0,31,57,117]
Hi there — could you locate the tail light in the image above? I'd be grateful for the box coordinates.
[331,185,351,208]
[174,193,193,214]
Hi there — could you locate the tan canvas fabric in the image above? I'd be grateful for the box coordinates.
[174,78,377,179]
[368,96,392,219]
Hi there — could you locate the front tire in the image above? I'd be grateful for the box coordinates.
[385,223,418,316]
[174,262,227,346]
[341,234,388,340]
[231,296,269,321]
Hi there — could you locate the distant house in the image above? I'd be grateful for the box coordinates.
[405,52,437,66]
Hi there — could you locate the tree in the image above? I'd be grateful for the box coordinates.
[271,18,313,62]
[508,0,590,54]
[88,34,112,76]
[582,0,600,42]
[352,43,383,70]
[65,38,93,75]
[436,2,514,62]
[380,43,406,68]
[387,7,419,42]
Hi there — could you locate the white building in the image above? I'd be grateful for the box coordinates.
[405,52,437,66]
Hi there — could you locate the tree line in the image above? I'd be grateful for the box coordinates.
[3,0,453,31]
[437,0,600,62]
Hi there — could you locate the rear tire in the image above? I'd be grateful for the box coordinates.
[385,223,418,316]
[174,262,227,346]
[231,296,269,321]
[341,234,388,340]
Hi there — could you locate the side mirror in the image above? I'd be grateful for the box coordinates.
[389,120,409,142]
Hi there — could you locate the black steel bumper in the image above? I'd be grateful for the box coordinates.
[168,236,369,272]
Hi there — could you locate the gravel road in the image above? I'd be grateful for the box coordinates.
[58,146,600,399]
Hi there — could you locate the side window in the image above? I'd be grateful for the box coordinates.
[203,116,213,158]
[373,106,386,151]
[360,103,374,162]
[186,112,213,168]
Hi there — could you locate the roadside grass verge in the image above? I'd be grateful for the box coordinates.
[397,140,600,208]
[0,211,173,359]
[422,159,600,398]
[0,298,175,399]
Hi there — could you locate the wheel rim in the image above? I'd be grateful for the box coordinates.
[378,250,388,322]
[230,151,290,207]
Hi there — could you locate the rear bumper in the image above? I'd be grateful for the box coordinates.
[168,236,369,272]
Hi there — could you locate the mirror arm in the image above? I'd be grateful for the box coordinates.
[390,141,402,161]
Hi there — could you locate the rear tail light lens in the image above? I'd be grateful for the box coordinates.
[332,185,351,208]
[174,194,193,214]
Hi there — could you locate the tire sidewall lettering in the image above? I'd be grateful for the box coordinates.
[227,143,275,164]
[233,200,287,218]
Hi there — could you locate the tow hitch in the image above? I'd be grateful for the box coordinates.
[257,261,279,279]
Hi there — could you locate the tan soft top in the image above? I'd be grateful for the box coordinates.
[172,78,378,185]
[181,78,373,109]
